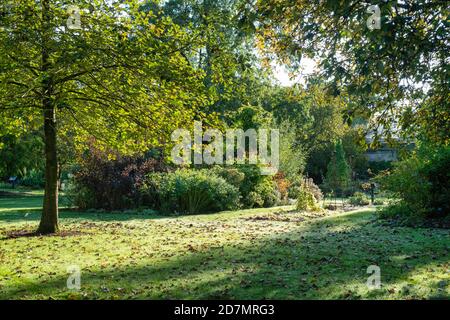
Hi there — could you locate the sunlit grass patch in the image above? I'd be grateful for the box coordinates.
[0,195,448,300]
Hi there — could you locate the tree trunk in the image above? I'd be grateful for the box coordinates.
[37,0,58,234]
[37,106,59,234]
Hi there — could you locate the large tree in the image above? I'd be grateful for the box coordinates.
[264,84,347,153]
[0,0,208,234]
[161,0,273,115]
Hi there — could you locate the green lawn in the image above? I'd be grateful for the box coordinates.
[0,193,448,300]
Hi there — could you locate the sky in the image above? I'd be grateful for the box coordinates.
[272,57,317,86]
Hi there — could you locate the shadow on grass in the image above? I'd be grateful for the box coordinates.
[0,194,294,224]
[0,209,172,224]
[2,229,89,240]
[0,194,170,223]
[2,211,448,300]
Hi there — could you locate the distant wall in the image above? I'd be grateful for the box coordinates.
[365,148,398,162]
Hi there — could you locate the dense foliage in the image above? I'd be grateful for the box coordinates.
[255,0,449,145]
[67,147,167,210]
[0,0,213,233]
[296,182,320,212]
[1,0,447,228]
[348,192,370,206]
[140,165,284,214]
[142,169,240,214]
[0,133,44,181]
[323,140,351,195]
[377,144,450,221]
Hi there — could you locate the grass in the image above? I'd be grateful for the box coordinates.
[0,184,44,196]
[0,192,448,300]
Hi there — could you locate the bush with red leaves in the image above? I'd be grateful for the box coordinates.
[68,146,168,210]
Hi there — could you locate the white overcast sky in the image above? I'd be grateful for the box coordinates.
[272,57,317,86]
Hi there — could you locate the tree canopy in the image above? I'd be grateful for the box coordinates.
[0,0,214,233]
[255,0,449,144]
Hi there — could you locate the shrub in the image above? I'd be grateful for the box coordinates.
[420,145,450,217]
[304,178,324,202]
[210,166,245,189]
[142,169,240,214]
[288,177,302,199]
[236,165,265,196]
[246,191,264,208]
[324,204,338,211]
[373,198,385,206]
[377,202,421,224]
[19,169,44,188]
[376,143,450,219]
[289,177,323,202]
[65,184,96,209]
[274,172,290,202]
[348,192,370,206]
[254,178,280,208]
[67,146,166,210]
[324,140,351,196]
[219,165,280,208]
[296,183,321,211]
